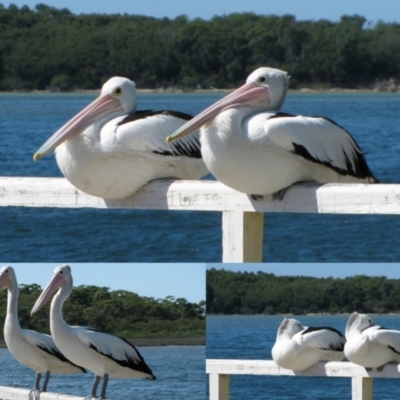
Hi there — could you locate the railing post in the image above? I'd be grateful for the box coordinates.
[209,373,229,400]
[351,377,372,400]
[222,211,264,262]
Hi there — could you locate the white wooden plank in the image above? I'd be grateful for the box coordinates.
[222,211,264,262]
[206,359,400,379]
[352,377,373,400]
[1,177,400,214]
[209,374,229,400]
[0,386,84,400]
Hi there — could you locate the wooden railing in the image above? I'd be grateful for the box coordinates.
[1,177,400,262]
[0,386,83,400]
[206,359,400,400]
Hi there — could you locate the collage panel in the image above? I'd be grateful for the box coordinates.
[0,264,205,400]
[0,2,400,400]
[206,264,400,400]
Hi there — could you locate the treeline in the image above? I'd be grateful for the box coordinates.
[207,268,400,315]
[1,4,400,90]
[0,284,205,337]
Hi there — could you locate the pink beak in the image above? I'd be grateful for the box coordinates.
[0,273,11,289]
[33,93,123,161]
[166,81,270,143]
[31,273,66,314]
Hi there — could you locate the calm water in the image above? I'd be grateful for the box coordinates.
[1,92,400,262]
[0,345,205,399]
[207,315,400,399]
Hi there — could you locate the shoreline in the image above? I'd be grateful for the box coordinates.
[1,86,399,95]
[0,337,205,348]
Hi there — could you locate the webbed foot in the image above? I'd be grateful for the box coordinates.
[250,194,264,201]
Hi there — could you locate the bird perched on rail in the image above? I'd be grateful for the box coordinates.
[31,265,156,399]
[166,67,378,200]
[33,77,208,199]
[271,318,346,370]
[0,266,86,400]
[344,312,400,371]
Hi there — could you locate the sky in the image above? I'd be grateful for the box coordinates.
[0,263,206,303]
[208,264,400,279]
[3,0,400,24]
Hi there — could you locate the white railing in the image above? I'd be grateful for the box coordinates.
[0,386,83,400]
[206,359,400,400]
[1,177,400,262]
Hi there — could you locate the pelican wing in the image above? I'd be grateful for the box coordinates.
[368,328,400,355]
[295,326,346,351]
[77,329,155,378]
[25,330,86,371]
[109,110,202,158]
[256,113,376,180]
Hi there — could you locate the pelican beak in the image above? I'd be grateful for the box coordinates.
[166,82,270,143]
[31,273,66,315]
[33,94,123,161]
[0,273,11,289]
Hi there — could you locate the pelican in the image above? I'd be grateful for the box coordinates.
[33,77,208,199]
[271,318,346,370]
[0,266,86,399]
[166,67,378,199]
[344,312,400,371]
[31,265,156,399]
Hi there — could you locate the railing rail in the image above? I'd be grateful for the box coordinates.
[0,386,83,400]
[206,359,400,400]
[1,177,400,262]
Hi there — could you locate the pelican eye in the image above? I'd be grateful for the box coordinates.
[113,87,122,96]
[258,75,268,84]
[5,269,8,273]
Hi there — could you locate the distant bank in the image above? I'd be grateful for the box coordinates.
[0,337,204,348]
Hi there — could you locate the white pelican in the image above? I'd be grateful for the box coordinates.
[271,318,346,370]
[31,265,156,399]
[166,67,378,199]
[0,266,86,399]
[33,77,208,199]
[344,312,400,371]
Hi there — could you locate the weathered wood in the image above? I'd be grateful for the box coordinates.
[1,177,400,214]
[209,374,229,400]
[222,211,264,262]
[0,386,84,400]
[352,377,373,400]
[206,359,400,378]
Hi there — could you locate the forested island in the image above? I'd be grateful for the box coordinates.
[0,284,205,340]
[1,4,400,91]
[207,268,400,315]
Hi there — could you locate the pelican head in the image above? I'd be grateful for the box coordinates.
[276,318,304,339]
[166,66,289,143]
[33,77,137,161]
[0,265,15,290]
[31,265,72,314]
[345,312,375,337]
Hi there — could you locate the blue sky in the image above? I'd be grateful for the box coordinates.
[3,0,400,23]
[208,264,400,279]
[1,263,206,303]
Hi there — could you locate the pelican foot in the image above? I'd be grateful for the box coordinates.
[250,194,264,201]
[272,187,289,201]
[365,367,372,372]
[84,396,99,400]
[28,389,42,400]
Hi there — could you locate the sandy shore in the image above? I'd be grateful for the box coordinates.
[0,337,205,348]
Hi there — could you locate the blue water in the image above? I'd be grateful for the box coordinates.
[1,92,400,262]
[207,315,400,399]
[0,345,205,399]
